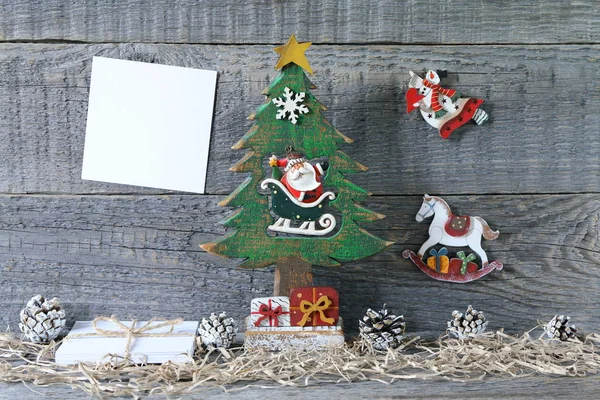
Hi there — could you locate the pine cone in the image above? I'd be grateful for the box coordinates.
[447,305,487,339]
[19,295,66,343]
[198,312,237,349]
[359,304,406,351]
[545,315,577,341]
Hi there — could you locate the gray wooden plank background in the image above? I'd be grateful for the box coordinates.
[0,0,599,398]
[0,1,598,44]
[1,193,598,336]
[0,43,598,195]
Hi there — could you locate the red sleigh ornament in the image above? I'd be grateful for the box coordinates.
[406,70,489,138]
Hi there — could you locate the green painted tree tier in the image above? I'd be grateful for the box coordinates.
[201,36,393,294]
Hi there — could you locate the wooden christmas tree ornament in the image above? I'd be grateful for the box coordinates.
[202,35,392,350]
[402,195,503,283]
[406,70,489,138]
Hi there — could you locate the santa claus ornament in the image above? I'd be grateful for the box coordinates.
[262,148,335,235]
[406,70,489,139]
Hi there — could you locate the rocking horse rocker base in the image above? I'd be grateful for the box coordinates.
[402,249,503,283]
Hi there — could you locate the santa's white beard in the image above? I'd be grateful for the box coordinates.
[287,162,320,192]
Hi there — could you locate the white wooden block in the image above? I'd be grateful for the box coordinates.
[55,320,198,366]
[244,317,345,351]
[250,296,291,327]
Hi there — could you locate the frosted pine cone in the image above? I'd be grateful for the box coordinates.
[545,315,577,341]
[359,304,406,351]
[19,295,66,343]
[198,312,237,349]
[447,305,487,339]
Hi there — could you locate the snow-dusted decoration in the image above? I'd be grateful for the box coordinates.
[359,304,406,351]
[19,295,66,343]
[272,87,309,124]
[447,305,488,339]
[545,315,578,341]
[198,312,237,349]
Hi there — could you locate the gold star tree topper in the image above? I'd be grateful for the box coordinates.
[274,34,313,74]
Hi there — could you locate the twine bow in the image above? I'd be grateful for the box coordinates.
[298,296,335,327]
[70,315,193,363]
[253,299,287,327]
[457,251,477,274]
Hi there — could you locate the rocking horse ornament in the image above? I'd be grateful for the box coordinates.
[406,70,489,138]
[261,149,337,236]
[402,195,503,283]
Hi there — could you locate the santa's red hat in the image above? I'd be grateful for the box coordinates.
[282,151,306,172]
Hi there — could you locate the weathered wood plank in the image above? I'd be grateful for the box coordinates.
[0,193,598,339]
[0,1,598,45]
[0,44,598,195]
[3,375,600,400]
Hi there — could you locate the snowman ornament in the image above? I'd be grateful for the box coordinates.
[406,70,489,139]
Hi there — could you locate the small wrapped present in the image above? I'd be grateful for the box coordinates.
[427,247,449,273]
[448,252,478,274]
[55,317,198,365]
[290,286,339,327]
[250,296,290,327]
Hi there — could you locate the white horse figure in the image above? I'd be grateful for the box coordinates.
[415,194,499,266]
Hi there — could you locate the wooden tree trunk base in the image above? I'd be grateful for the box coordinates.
[274,257,313,296]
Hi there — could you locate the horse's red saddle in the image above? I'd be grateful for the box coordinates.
[445,215,471,237]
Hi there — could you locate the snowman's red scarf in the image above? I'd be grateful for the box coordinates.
[422,79,458,112]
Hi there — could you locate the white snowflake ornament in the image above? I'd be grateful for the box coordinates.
[272,87,309,124]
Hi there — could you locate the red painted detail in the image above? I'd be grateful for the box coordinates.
[289,286,339,327]
[444,215,471,237]
[448,258,478,274]
[439,98,484,139]
[280,164,324,203]
[405,88,424,113]
[402,250,503,283]
[251,298,289,327]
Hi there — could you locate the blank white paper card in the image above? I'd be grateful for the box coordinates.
[82,57,217,193]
